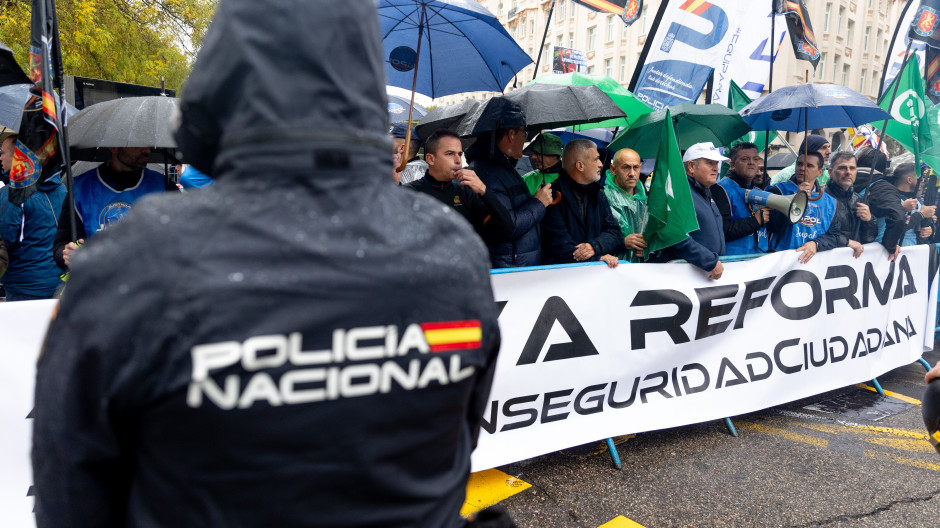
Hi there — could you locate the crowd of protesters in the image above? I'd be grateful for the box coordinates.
[390,110,938,282]
[0,110,936,302]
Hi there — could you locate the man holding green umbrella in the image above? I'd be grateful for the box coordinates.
[521,132,563,195]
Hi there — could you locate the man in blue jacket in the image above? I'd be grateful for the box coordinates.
[0,133,65,300]
[648,142,727,280]
[766,151,845,263]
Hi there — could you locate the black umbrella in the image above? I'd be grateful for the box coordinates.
[68,95,179,163]
[456,84,626,137]
[0,40,30,88]
[415,99,479,139]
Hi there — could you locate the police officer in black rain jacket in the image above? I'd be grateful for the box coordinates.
[32,2,501,527]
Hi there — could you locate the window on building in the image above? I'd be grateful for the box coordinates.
[842,64,849,86]
[833,55,840,83]
[557,35,563,46]
[607,15,615,41]
[838,6,845,33]
[824,3,831,32]
[619,56,626,81]
[868,0,874,8]
[530,20,535,35]
[571,2,575,18]
[558,0,565,18]
[642,5,649,34]
[819,52,827,79]
[588,26,596,51]
[847,20,854,43]
[512,0,518,9]
[605,58,612,77]
[498,3,503,16]
[876,29,883,53]
[873,76,880,96]
[587,65,595,74]
[860,69,867,93]
[569,32,574,48]
[864,27,870,51]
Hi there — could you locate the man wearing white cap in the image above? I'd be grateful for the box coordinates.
[649,142,727,280]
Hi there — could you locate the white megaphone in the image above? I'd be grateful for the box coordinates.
[745,189,809,224]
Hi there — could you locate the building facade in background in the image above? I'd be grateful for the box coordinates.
[440,0,907,108]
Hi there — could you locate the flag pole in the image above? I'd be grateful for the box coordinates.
[397,5,425,173]
[763,0,776,175]
[876,38,914,151]
[47,0,76,242]
[531,0,556,81]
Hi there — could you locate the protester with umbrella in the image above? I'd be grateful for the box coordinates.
[520,132,563,195]
[463,98,552,268]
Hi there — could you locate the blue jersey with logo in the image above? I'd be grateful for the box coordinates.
[73,167,165,237]
[770,181,837,250]
[716,177,768,255]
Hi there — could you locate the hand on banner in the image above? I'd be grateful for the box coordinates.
[922,205,937,220]
[847,240,864,258]
[903,198,919,212]
[890,244,902,262]
[707,260,723,280]
[927,363,940,384]
[855,202,872,222]
[796,240,818,263]
[599,254,619,269]
[573,243,595,261]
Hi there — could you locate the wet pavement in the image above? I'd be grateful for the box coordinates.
[473,343,940,527]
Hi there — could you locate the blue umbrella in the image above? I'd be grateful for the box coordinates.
[387,93,428,123]
[378,0,532,98]
[0,83,78,132]
[740,84,891,132]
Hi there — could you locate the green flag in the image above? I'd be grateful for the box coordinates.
[643,109,699,256]
[727,80,777,152]
[920,103,940,173]
[878,55,932,155]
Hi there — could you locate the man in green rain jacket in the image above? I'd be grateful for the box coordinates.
[604,148,648,263]
[521,133,563,195]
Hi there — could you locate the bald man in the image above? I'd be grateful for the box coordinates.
[604,148,648,262]
[541,139,625,268]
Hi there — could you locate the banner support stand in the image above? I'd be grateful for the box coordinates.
[604,438,622,469]
[919,357,932,371]
[723,417,738,437]
[870,377,887,396]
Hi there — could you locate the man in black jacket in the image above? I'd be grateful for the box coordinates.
[541,139,625,267]
[467,99,553,268]
[824,151,877,258]
[32,2,501,527]
[406,129,512,241]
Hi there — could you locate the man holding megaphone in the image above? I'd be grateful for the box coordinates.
[713,142,771,256]
[766,151,846,263]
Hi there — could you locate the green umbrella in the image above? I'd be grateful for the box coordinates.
[607,103,752,159]
[528,72,652,129]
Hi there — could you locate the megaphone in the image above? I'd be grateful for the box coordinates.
[745,189,809,224]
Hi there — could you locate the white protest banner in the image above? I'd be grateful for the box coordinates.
[1,300,57,528]
[471,245,938,471]
[634,0,783,109]
[710,9,788,103]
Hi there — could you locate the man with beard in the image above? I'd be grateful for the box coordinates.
[32,2,502,527]
[713,142,771,256]
[824,151,877,258]
[603,147,647,262]
[52,146,173,270]
[541,139,624,268]
[521,132,563,195]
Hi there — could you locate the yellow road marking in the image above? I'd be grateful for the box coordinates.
[598,515,648,528]
[461,468,531,517]
[799,423,929,440]
[864,437,936,453]
[738,422,828,448]
[864,449,940,471]
[855,383,922,406]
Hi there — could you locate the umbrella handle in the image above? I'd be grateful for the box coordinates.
[550,191,562,206]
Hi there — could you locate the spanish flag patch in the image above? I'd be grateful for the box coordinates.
[421,320,482,352]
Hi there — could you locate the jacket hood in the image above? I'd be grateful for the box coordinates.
[175,0,391,181]
[605,169,646,200]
